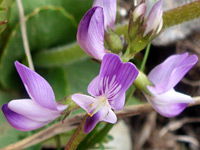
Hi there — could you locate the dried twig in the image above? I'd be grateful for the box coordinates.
[159,118,200,137]
[1,96,200,150]
[173,135,200,147]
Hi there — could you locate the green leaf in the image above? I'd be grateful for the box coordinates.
[33,42,88,67]
[0,6,77,89]
[39,67,68,101]
[0,91,27,148]
[65,58,100,95]
[9,0,69,28]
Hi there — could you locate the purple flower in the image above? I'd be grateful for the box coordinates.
[77,7,107,60]
[77,0,117,60]
[2,61,67,131]
[143,0,163,37]
[72,53,139,133]
[93,0,117,30]
[146,52,198,117]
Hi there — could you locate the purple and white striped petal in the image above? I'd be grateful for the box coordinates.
[144,0,163,36]
[8,99,61,122]
[93,0,117,30]
[2,104,50,131]
[77,7,107,60]
[88,53,139,110]
[148,53,198,94]
[146,89,194,117]
[15,61,57,111]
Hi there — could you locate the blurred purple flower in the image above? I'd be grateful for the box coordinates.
[146,52,198,117]
[2,61,67,131]
[93,0,117,30]
[72,53,139,133]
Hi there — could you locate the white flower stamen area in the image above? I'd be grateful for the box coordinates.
[88,96,110,117]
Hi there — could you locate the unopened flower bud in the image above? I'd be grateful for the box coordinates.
[143,0,163,37]
[133,3,147,22]
[105,28,123,53]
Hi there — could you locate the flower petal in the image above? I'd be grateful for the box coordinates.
[102,109,117,123]
[108,93,125,111]
[144,0,163,36]
[2,104,49,131]
[148,53,198,94]
[84,106,109,133]
[77,7,107,60]
[8,99,61,122]
[93,0,117,30]
[15,61,57,110]
[133,3,147,21]
[71,94,96,114]
[88,53,139,110]
[146,88,194,117]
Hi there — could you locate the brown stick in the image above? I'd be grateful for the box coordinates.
[1,97,200,150]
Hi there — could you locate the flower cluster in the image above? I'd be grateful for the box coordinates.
[1,0,199,136]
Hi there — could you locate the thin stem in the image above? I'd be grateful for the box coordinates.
[64,114,87,150]
[16,0,34,70]
[125,85,136,106]
[140,43,151,72]
[55,135,61,150]
[81,123,114,149]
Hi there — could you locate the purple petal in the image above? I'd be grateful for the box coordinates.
[88,53,139,110]
[84,112,101,133]
[56,104,68,112]
[146,89,194,117]
[148,53,198,94]
[133,3,147,21]
[15,61,57,110]
[102,109,117,123]
[84,106,110,133]
[108,93,125,111]
[77,7,107,60]
[93,0,117,30]
[2,104,50,131]
[8,99,61,122]
[144,0,163,36]
[71,94,96,114]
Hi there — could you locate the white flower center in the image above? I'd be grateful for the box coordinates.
[88,96,108,117]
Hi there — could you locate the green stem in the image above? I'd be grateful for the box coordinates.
[55,135,61,150]
[140,43,151,72]
[80,123,114,149]
[16,0,35,70]
[64,115,87,150]
[163,0,200,29]
[125,85,136,106]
